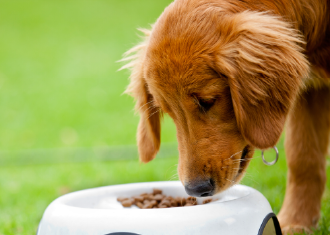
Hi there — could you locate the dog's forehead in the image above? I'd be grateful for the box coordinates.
[143,1,227,99]
[144,56,219,96]
[143,17,222,96]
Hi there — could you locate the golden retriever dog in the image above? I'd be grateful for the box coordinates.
[122,0,330,233]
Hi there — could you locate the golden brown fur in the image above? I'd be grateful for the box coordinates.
[122,0,330,233]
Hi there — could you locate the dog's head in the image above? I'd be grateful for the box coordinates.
[123,1,309,197]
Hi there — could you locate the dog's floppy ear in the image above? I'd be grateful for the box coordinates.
[216,12,309,149]
[121,29,161,163]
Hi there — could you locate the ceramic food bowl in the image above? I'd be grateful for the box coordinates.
[37,181,282,235]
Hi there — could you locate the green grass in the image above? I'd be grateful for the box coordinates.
[0,0,176,150]
[0,1,329,235]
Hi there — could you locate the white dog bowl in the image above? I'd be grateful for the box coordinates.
[37,181,282,235]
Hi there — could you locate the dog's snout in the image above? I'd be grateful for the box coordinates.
[184,179,215,197]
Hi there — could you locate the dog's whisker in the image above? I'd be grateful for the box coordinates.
[168,173,179,181]
[224,177,238,188]
[241,174,260,185]
[165,164,178,180]
[166,173,177,181]
[224,178,235,183]
[229,150,243,159]
[143,107,158,118]
[140,104,159,118]
[169,168,178,177]
[141,104,157,114]
[138,100,155,112]
[231,157,255,163]
[146,109,161,120]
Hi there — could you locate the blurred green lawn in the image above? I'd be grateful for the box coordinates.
[0,1,329,235]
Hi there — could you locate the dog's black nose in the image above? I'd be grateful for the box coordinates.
[184,179,215,197]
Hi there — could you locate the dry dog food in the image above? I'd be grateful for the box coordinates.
[117,188,213,209]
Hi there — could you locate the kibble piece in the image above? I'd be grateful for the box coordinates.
[121,199,133,207]
[141,194,149,200]
[117,197,128,202]
[187,196,197,205]
[165,196,173,201]
[154,194,164,201]
[174,196,182,202]
[160,199,171,207]
[144,194,154,201]
[187,196,196,201]
[203,198,212,204]
[143,202,153,209]
[170,200,178,207]
[150,200,157,207]
[143,199,150,205]
[153,189,163,195]
[176,197,186,206]
[179,197,186,206]
[133,196,144,203]
[158,203,168,208]
[136,202,144,209]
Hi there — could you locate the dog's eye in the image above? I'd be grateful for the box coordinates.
[198,98,216,112]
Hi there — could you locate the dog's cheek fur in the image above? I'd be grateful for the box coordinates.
[122,29,161,163]
[216,12,310,149]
